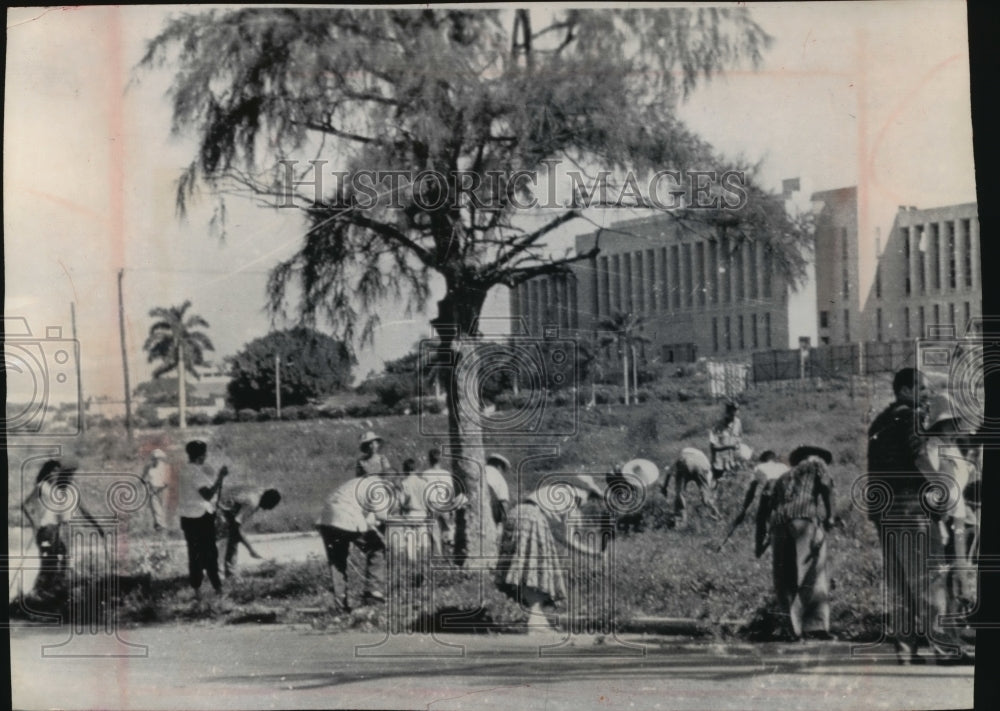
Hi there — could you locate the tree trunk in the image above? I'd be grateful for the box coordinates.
[178,342,187,429]
[631,343,639,396]
[432,283,494,565]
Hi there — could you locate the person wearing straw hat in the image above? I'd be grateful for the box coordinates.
[356,431,393,478]
[924,392,978,618]
[767,445,835,641]
[607,458,659,533]
[661,447,721,526]
[867,368,971,665]
[141,449,172,531]
[495,473,606,635]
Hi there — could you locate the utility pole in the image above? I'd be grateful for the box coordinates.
[71,302,86,434]
[275,354,282,419]
[117,269,133,444]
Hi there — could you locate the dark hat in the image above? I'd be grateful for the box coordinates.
[789,445,832,467]
[725,400,740,411]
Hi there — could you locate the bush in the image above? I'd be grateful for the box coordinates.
[187,412,211,426]
[319,406,345,419]
[237,408,257,423]
[257,408,277,422]
[212,409,236,425]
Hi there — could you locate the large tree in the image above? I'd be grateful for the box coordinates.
[141,7,806,560]
[143,301,214,429]
[226,327,354,411]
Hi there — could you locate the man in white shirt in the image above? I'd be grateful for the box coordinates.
[141,449,172,531]
[419,448,455,555]
[709,401,744,480]
[177,440,228,596]
[727,450,790,557]
[317,476,391,611]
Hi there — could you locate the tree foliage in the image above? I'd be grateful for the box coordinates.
[140,6,801,558]
[143,301,214,379]
[226,327,354,410]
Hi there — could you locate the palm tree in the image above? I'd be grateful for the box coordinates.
[597,311,651,406]
[143,301,214,429]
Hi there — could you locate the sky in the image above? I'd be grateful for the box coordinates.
[4,2,976,404]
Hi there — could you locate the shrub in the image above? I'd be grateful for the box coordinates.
[319,406,345,419]
[187,412,211,426]
[237,408,257,423]
[257,408,277,422]
[212,409,236,425]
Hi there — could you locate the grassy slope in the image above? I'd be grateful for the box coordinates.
[8,378,897,637]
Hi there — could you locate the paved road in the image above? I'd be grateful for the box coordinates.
[10,624,974,710]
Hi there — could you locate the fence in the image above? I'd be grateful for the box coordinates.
[751,341,916,384]
[706,361,750,399]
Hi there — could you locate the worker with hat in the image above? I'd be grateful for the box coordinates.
[356,431,393,478]
[924,392,979,619]
[141,448,172,531]
[867,368,971,664]
[767,445,836,641]
[709,400,745,481]
[495,472,607,635]
[662,447,721,526]
[606,458,659,532]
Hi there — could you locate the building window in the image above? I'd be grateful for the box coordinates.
[962,219,973,288]
[708,240,719,305]
[841,228,850,299]
[683,243,694,308]
[931,224,941,291]
[964,302,971,331]
[752,313,759,349]
[843,309,850,343]
[712,317,719,353]
[598,256,609,316]
[721,236,732,304]
[659,247,669,311]
[735,243,745,301]
[748,241,758,300]
[904,307,910,338]
[876,308,883,343]
[875,266,881,300]
[949,302,956,326]
[919,306,926,338]
[765,312,772,348]
[725,316,732,351]
[762,246,772,299]
[819,311,829,329]
[946,221,957,290]
[622,252,633,313]
[917,226,927,294]
[671,245,681,309]
[645,249,655,313]
[904,228,911,296]
[696,242,706,307]
[933,303,940,327]
[738,315,745,350]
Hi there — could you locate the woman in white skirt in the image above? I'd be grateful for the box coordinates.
[495,474,606,634]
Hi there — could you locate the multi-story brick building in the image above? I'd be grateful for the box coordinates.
[861,203,982,341]
[512,212,796,362]
[511,192,981,365]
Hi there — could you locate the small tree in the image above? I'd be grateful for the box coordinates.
[597,312,650,405]
[143,301,214,429]
[226,327,353,411]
